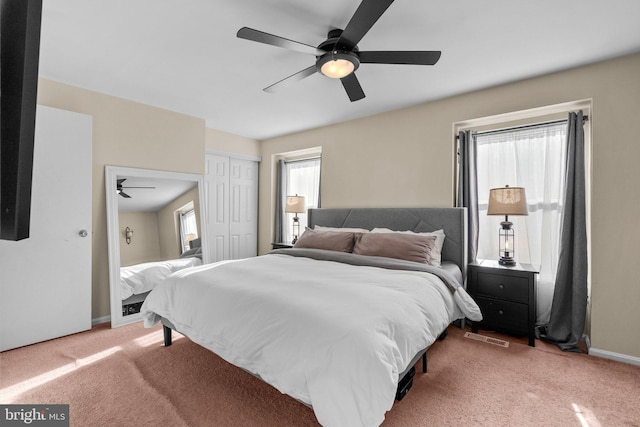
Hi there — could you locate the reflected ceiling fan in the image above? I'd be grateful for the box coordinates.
[116,178,155,199]
[236,0,441,102]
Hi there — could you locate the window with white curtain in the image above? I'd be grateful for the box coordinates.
[476,122,567,324]
[178,205,198,253]
[283,157,321,243]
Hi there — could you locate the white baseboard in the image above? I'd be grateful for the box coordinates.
[589,347,640,367]
[92,315,111,326]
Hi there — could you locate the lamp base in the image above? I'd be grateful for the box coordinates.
[498,257,516,266]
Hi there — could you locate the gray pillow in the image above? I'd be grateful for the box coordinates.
[180,247,202,259]
[353,232,437,264]
[294,229,356,252]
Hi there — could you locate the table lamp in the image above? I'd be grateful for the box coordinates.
[487,185,528,266]
[285,195,306,244]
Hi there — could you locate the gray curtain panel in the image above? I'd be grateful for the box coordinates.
[457,130,479,264]
[317,156,322,208]
[274,159,286,243]
[539,111,588,352]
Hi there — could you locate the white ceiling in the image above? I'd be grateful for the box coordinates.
[39,0,640,140]
[117,176,196,212]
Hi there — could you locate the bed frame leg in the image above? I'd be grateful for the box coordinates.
[438,329,448,341]
[422,352,427,373]
[163,325,172,347]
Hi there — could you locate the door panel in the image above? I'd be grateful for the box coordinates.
[205,155,229,262]
[0,106,92,351]
[205,154,258,262]
[229,158,258,259]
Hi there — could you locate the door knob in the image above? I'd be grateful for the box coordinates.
[79,230,88,237]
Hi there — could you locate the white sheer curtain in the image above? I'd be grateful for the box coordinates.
[284,158,321,243]
[179,207,198,253]
[476,123,567,324]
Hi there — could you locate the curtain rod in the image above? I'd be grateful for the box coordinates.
[283,155,321,164]
[456,115,589,140]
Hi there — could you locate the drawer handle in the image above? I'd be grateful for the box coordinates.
[498,310,504,315]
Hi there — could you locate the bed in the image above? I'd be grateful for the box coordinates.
[120,242,203,317]
[141,208,481,427]
[120,255,202,300]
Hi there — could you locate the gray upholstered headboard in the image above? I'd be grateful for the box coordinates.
[307,207,468,280]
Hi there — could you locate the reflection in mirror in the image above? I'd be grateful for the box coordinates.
[106,166,208,328]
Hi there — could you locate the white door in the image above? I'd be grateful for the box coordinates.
[229,158,258,259]
[0,106,92,351]
[205,154,230,262]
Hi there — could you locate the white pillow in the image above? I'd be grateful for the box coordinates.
[314,225,370,233]
[370,228,445,267]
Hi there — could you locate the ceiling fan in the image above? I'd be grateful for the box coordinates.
[116,178,155,199]
[236,0,441,102]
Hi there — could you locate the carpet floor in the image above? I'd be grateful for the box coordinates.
[1,322,639,426]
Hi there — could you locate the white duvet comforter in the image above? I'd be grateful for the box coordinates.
[120,257,202,300]
[141,253,473,427]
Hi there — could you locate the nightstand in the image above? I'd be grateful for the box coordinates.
[468,260,539,347]
[271,242,294,249]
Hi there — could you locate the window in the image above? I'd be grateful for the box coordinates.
[178,204,198,253]
[476,122,567,323]
[282,157,321,243]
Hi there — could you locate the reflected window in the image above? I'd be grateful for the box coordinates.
[178,204,198,253]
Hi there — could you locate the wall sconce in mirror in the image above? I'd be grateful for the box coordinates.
[125,227,134,245]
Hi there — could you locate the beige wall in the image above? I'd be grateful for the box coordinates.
[37,79,206,320]
[118,211,162,266]
[260,53,640,359]
[206,127,260,158]
[35,51,640,359]
[119,187,202,268]
[157,186,202,260]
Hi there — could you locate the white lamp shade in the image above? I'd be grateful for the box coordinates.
[321,59,355,79]
[285,195,306,214]
[487,186,528,216]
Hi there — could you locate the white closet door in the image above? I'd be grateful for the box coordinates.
[229,158,258,259]
[205,154,230,262]
[0,106,92,351]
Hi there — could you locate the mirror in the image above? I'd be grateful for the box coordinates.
[106,166,209,328]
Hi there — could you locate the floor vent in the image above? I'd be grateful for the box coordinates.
[464,332,510,348]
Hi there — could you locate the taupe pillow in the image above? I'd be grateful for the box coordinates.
[294,229,356,252]
[314,225,370,233]
[353,232,437,264]
[370,228,445,267]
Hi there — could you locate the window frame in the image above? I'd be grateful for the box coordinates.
[177,202,198,253]
[282,155,322,244]
[453,100,593,323]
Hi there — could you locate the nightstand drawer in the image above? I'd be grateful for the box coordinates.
[476,297,528,334]
[476,272,529,303]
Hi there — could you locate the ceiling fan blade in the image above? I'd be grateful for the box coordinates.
[119,191,131,198]
[340,73,365,102]
[359,50,441,65]
[337,0,394,50]
[264,65,317,93]
[237,27,323,56]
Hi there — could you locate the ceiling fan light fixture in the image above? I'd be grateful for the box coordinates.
[321,58,354,79]
[317,51,359,79]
